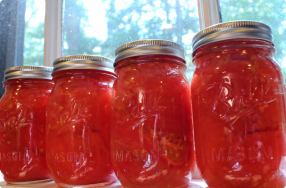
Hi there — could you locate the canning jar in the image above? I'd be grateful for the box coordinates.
[112,40,194,188]
[191,21,286,188]
[46,55,116,187]
[0,66,53,183]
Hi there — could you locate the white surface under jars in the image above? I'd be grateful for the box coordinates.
[0,180,207,188]
[0,170,207,187]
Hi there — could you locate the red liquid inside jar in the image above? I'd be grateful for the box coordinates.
[112,55,194,188]
[192,40,286,188]
[0,79,53,182]
[46,69,116,186]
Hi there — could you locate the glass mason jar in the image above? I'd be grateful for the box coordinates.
[191,21,286,188]
[0,66,53,183]
[46,55,116,187]
[112,40,194,188]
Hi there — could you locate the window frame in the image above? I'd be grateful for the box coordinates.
[43,0,221,66]
[44,0,62,66]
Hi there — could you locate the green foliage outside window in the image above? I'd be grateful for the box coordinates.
[62,0,199,65]
[23,0,286,78]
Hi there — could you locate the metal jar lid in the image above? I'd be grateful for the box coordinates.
[115,39,185,66]
[53,55,114,73]
[192,21,272,52]
[4,66,53,81]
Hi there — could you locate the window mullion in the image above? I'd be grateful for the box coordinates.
[197,0,222,30]
[44,0,63,66]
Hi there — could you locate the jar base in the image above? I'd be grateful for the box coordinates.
[57,180,116,188]
[7,178,53,185]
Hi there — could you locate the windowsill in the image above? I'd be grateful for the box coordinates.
[0,179,207,188]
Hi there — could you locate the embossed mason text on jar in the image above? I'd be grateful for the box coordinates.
[112,40,194,188]
[191,21,286,188]
[0,66,53,183]
[46,55,116,187]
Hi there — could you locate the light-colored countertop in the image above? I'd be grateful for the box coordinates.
[0,179,207,188]
[0,173,207,188]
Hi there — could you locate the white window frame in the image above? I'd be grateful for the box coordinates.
[44,0,62,66]
[197,0,221,30]
[43,0,221,66]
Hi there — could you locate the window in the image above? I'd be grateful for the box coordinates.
[220,0,286,69]
[0,0,25,95]
[0,0,45,95]
[62,0,199,64]
[24,0,45,66]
